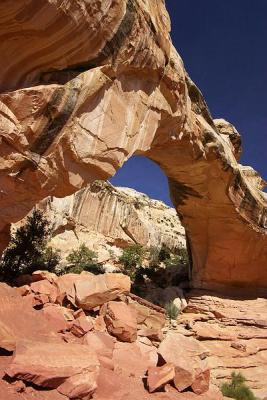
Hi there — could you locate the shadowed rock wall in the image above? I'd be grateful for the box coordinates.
[0,0,266,290]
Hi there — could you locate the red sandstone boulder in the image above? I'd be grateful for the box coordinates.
[83,331,115,370]
[0,283,59,351]
[16,285,31,297]
[30,280,58,304]
[147,363,175,393]
[93,315,107,332]
[57,370,98,399]
[136,339,159,368]
[102,301,137,342]
[94,367,180,400]
[75,273,131,310]
[138,328,164,342]
[6,339,100,392]
[113,341,157,378]
[32,270,58,284]
[0,379,65,400]
[158,332,210,394]
[127,297,166,341]
[55,273,86,305]
[42,304,73,332]
[70,315,94,338]
[191,368,210,395]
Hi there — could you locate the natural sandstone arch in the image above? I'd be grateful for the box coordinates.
[0,0,266,290]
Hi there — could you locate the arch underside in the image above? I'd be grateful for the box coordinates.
[0,0,266,291]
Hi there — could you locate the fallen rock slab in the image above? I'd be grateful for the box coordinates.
[191,368,210,395]
[32,270,58,284]
[55,273,86,305]
[30,280,58,304]
[83,332,115,370]
[42,304,73,333]
[147,363,175,393]
[6,340,100,390]
[75,273,131,310]
[57,370,98,399]
[102,301,137,342]
[113,341,157,378]
[70,315,94,338]
[0,283,59,351]
[158,332,210,393]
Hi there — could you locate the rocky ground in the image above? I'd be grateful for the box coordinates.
[180,291,267,399]
[0,270,266,400]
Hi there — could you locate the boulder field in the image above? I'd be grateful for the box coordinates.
[0,271,217,399]
[0,271,266,399]
[0,0,266,290]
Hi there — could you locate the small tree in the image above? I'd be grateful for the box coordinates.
[66,244,101,274]
[119,244,144,280]
[221,372,258,400]
[42,246,61,272]
[0,209,60,281]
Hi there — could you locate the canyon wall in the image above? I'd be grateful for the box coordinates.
[0,0,266,290]
[38,181,185,261]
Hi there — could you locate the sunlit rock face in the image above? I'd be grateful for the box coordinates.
[37,181,185,261]
[0,0,266,290]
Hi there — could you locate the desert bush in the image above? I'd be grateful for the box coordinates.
[221,372,257,400]
[119,244,144,280]
[165,245,189,268]
[66,243,102,274]
[41,246,61,272]
[165,301,180,320]
[0,209,61,281]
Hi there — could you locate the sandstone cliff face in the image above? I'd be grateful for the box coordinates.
[0,0,266,290]
[42,181,185,261]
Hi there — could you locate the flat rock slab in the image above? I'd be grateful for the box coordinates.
[0,283,59,351]
[183,291,267,398]
[158,332,210,393]
[6,340,100,389]
[75,273,131,310]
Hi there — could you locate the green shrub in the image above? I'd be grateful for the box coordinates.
[221,372,257,400]
[119,244,144,280]
[165,302,180,320]
[66,244,102,274]
[41,246,61,272]
[0,210,61,281]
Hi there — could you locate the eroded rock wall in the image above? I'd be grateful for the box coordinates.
[0,0,266,290]
[39,181,185,261]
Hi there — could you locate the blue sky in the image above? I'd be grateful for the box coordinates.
[111,0,267,206]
